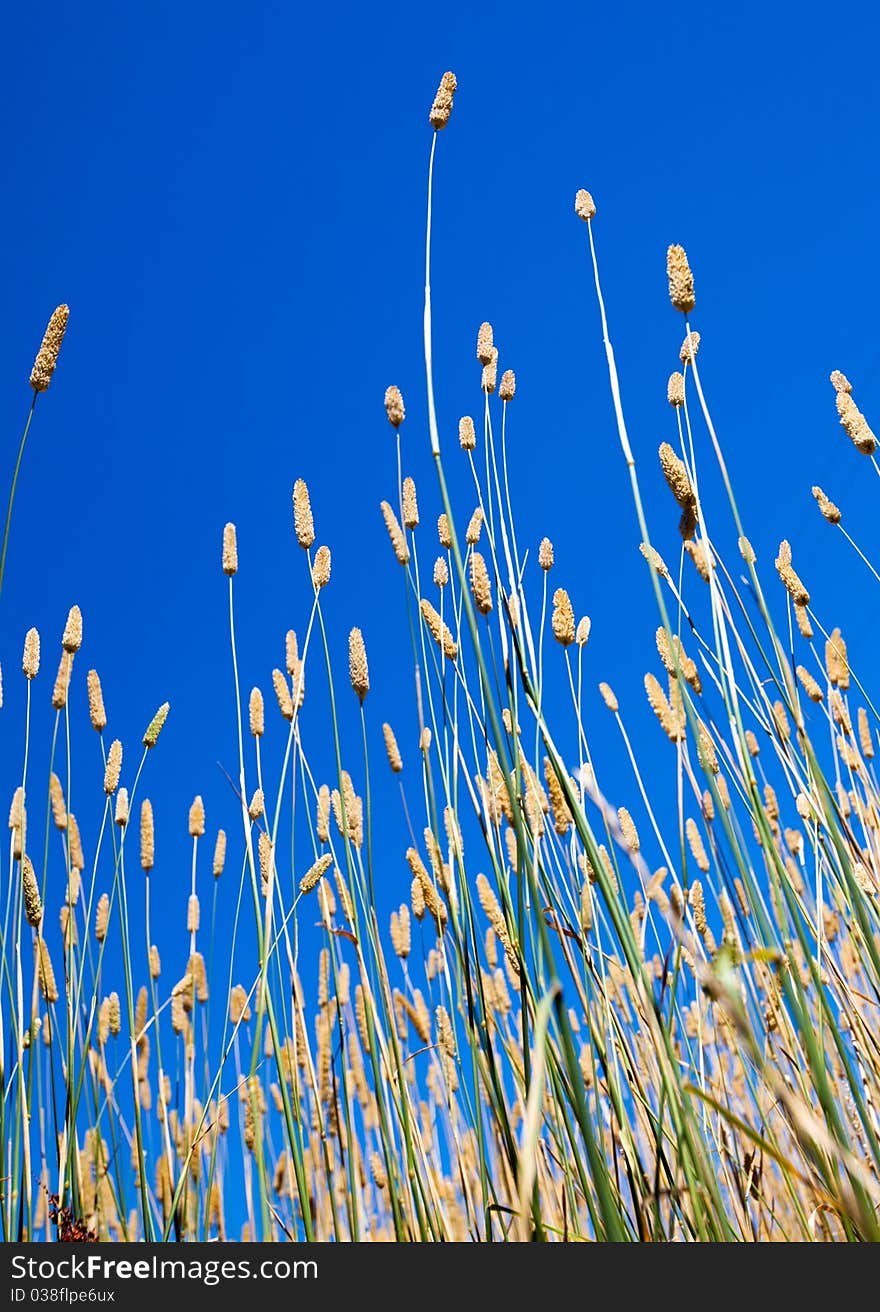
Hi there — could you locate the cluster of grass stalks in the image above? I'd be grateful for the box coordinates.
[3,72,880,1243]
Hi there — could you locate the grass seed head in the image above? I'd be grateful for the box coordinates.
[459,415,476,449]
[30,304,70,392]
[429,71,457,130]
[23,628,40,679]
[667,244,696,314]
[222,523,238,575]
[575,188,596,220]
[384,385,405,428]
[292,479,315,549]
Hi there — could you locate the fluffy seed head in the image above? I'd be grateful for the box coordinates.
[538,538,554,571]
[49,773,67,831]
[299,853,333,896]
[469,552,493,615]
[95,893,110,941]
[465,506,483,545]
[419,599,457,659]
[187,894,200,934]
[30,304,70,392]
[62,606,82,654]
[437,513,452,550]
[599,682,618,713]
[311,544,331,589]
[349,628,370,702]
[575,188,596,221]
[380,501,410,564]
[249,687,264,737]
[114,789,129,827]
[499,370,516,401]
[429,71,457,130]
[640,542,669,577]
[272,669,294,720]
[667,372,685,407]
[481,347,498,394]
[189,795,205,838]
[830,370,852,394]
[459,415,476,450]
[384,385,405,428]
[222,523,238,575]
[812,486,841,524]
[383,722,403,773]
[825,627,850,689]
[402,477,419,529]
[140,800,154,871]
[23,628,40,679]
[837,391,877,455]
[87,670,106,730]
[292,480,315,549]
[51,652,72,710]
[104,740,123,795]
[22,856,43,927]
[248,788,264,821]
[143,702,170,749]
[551,589,575,646]
[680,331,700,364]
[775,540,810,605]
[576,616,591,646]
[796,665,823,703]
[667,244,696,314]
[476,322,494,365]
[433,556,448,587]
[659,442,696,512]
[213,829,227,878]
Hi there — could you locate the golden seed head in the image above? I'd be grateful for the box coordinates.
[384,385,405,428]
[658,442,696,512]
[459,415,476,450]
[618,807,640,854]
[576,616,591,647]
[187,893,200,934]
[481,346,498,394]
[248,788,264,821]
[667,372,685,407]
[349,627,370,702]
[51,652,72,710]
[22,627,40,679]
[189,795,205,838]
[429,70,457,130]
[433,556,448,587]
[738,535,756,565]
[680,331,700,364]
[299,853,333,896]
[62,605,83,654]
[476,322,494,365]
[499,369,516,402]
[858,706,874,759]
[402,477,419,529]
[538,537,554,571]
[390,903,411,958]
[22,855,43,927]
[599,681,618,712]
[574,188,596,221]
[222,522,238,575]
[551,588,575,646]
[667,244,695,314]
[830,369,852,394]
[272,668,294,720]
[35,939,58,1003]
[684,538,713,581]
[837,391,877,455]
[143,701,170,749]
[140,800,154,871]
[86,669,107,731]
[639,542,669,578]
[316,785,330,843]
[812,485,841,524]
[774,540,810,605]
[107,993,121,1036]
[383,722,403,773]
[419,599,457,659]
[95,892,110,941]
[213,829,227,878]
[30,304,70,392]
[465,506,483,545]
[114,788,129,828]
[438,513,452,549]
[796,664,823,703]
[469,551,493,615]
[49,773,67,830]
[380,500,410,564]
[68,813,84,870]
[249,686,265,737]
[825,627,850,689]
[311,544,331,590]
[103,739,123,795]
[292,479,315,549]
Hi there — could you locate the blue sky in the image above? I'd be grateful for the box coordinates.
[2,0,880,1193]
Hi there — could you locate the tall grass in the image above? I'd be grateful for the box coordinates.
[2,74,880,1242]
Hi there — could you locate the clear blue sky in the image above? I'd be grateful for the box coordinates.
[2,0,879,1153]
